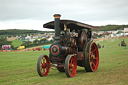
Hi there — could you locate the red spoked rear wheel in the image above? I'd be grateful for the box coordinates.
[65,55,77,77]
[37,55,50,77]
[84,42,99,72]
[90,43,99,71]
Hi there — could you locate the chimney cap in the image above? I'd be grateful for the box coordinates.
[53,14,61,18]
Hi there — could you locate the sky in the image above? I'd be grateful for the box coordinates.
[0,0,128,31]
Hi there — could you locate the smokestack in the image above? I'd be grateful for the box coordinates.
[53,14,61,43]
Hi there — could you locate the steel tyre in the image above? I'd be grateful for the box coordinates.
[37,55,50,77]
[65,55,77,77]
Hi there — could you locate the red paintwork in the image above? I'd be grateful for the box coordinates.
[90,43,99,71]
[50,45,60,55]
[76,52,84,60]
[40,55,50,76]
[68,55,77,77]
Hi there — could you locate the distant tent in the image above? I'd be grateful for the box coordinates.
[1,45,11,51]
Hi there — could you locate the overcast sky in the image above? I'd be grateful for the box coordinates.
[0,0,128,31]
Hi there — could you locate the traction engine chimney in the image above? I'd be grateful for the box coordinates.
[53,14,61,43]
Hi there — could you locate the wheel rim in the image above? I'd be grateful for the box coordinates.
[90,43,99,71]
[40,55,50,76]
[68,56,77,77]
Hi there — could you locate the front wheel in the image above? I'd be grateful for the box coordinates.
[65,55,77,77]
[37,55,50,77]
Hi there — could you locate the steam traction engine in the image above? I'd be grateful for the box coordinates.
[37,14,99,77]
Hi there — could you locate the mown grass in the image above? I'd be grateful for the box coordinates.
[12,40,23,47]
[0,38,128,85]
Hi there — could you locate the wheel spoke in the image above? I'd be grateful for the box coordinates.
[43,58,45,63]
[90,49,96,61]
[90,55,93,61]
[92,62,96,68]
[70,68,72,72]
[72,64,74,68]
[43,68,45,74]
[93,57,97,60]
[69,64,72,70]
[71,59,73,64]
[90,52,98,61]
[69,64,72,74]
[91,61,96,68]
[69,59,73,69]
[90,49,96,55]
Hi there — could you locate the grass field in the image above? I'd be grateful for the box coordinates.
[12,40,23,47]
[0,38,128,85]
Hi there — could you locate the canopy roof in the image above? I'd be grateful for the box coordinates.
[43,20,98,31]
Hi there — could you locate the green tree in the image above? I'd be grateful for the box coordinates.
[40,39,46,44]
[0,38,12,49]
[21,41,32,48]
[33,39,40,45]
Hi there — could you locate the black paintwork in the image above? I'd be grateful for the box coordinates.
[43,20,98,31]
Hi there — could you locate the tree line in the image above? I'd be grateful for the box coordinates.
[96,24,128,31]
[0,29,54,37]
